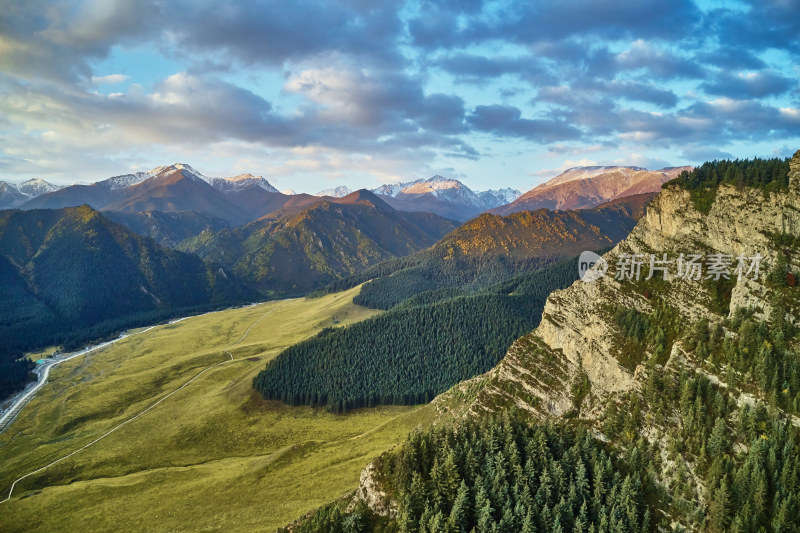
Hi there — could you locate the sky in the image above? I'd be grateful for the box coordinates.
[1,0,799,193]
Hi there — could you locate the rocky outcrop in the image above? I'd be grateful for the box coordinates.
[473,151,800,416]
[350,461,397,518]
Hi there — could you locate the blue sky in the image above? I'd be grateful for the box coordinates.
[1,0,799,193]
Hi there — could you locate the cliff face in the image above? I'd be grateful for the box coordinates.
[472,151,800,418]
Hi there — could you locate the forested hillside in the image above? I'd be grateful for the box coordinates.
[326,204,636,310]
[104,210,231,248]
[291,415,658,532]
[0,205,254,397]
[254,260,579,412]
[179,191,458,295]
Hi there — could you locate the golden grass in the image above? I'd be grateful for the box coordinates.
[0,287,434,532]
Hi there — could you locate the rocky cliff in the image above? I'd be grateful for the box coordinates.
[471,151,800,420]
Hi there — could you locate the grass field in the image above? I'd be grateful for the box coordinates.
[0,287,435,532]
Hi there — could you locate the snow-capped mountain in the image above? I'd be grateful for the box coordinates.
[530,166,647,191]
[281,188,296,195]
[370,176,518,221]
[316,186,353,198]
[99,163,207,190]
[372,176,464,198]
[0,178,63,209]
[208,174,279,193]
[18,178,63,197]
[97,164,278,193]
[477,188,522,207]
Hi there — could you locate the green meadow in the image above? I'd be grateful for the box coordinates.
[0,287,434,532]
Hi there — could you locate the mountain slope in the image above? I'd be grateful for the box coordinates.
[0,205,253,365]
[475,155,797,418]
[0,182,29,209]
[104,210,231,248]
[493,165,691,215]
[20,183,113,210]
[329,202,639,310]
[179,190,459,294]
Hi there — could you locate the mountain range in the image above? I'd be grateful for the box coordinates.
[5,163,689,230]
[318,178,521,220]
[18,164,293,226]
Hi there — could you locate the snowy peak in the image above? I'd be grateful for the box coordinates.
[402,176,465,197]
[18,178,62,197]
[99,163,206,190]
[477,188,522,207]
[316,186,353,198]
[98,164,277,193]
[492,164,691,216]
[209,174,279,193]
[371,175,517,210]
[1,178,64,209]
[149,163,207,181]
[372,175,469,198]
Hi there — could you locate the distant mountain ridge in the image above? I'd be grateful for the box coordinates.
[98,163,278,193]
[0,178,63,209]
[10,162,686,230]
[20,164,289,227]
[316,186,353,198]
[493,165,692,215]
[368,175,521,221]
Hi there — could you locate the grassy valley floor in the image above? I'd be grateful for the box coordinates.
[0,287,434,532]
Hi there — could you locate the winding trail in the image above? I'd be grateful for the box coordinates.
[1,302,285,504]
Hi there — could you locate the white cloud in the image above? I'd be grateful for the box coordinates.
[91,74,129,84]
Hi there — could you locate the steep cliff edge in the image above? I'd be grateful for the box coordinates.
[470,152,800,420]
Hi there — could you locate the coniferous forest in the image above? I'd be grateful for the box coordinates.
[290,415,658,533]
[668,157,791,214]
[254,259,580,412]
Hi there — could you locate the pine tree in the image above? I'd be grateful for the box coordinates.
[449,481,471,533]
[707,417,729,458]
[709,479,731,532]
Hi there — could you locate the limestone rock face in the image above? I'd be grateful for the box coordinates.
[473,152,800,416]
[351,461,397,517]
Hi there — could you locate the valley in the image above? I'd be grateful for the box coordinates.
[0,287,435,532]
[3,3,798,530]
